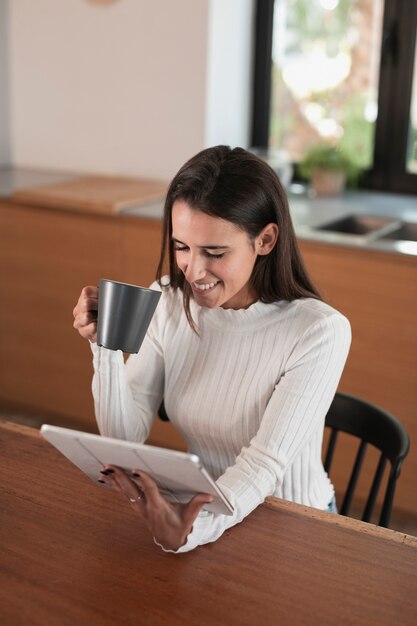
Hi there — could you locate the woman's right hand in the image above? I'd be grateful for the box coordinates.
[73,286,99,342]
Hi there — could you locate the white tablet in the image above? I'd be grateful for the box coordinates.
[40,424,234,516]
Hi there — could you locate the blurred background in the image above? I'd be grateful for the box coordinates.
[0,0,253,179]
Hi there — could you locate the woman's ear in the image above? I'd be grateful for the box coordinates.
[256,223,279,255]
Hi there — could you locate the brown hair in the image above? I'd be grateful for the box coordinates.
[156,145,321,327]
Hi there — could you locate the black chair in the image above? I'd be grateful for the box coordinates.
[324,392,410,528]
[158,401,170,422]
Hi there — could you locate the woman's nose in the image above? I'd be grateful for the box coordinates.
[183,253,207,283]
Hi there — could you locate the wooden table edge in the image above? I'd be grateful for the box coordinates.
[1,419,40,438]
[265,496,417,547]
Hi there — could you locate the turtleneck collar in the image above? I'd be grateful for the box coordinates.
[190,298,293,331]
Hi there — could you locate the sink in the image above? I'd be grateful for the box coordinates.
[313,214,417,249]
[378,222,417,242]
[315,214,398,237]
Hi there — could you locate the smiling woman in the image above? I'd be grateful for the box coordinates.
[73,145,351,553]
[157,146,321,329]
[171,201,278,310]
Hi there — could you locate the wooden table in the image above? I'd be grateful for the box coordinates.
[1,422,416,626]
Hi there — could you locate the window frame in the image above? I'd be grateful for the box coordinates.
[251,0,417,195]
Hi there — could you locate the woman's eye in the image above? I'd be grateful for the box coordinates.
[205,252,225,259]
[174,246,188,252]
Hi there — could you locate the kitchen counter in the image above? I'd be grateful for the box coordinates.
[120,185,417,257]
[1,166,417,255]
[0,166,167,215]
[288,186,417,256]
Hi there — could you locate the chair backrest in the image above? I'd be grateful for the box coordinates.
[324,392,410,528]
[158,402,170,422]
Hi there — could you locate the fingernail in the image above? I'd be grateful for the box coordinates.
[131,472,141,478]
[100,469,114,475]
[98,479,106,484]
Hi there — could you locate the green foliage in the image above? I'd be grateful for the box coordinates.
[339,93,375,169]
[284,0,351,55]
[299,143,360,185]
[407,125,417,173]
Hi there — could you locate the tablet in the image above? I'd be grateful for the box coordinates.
[40,424,234,516]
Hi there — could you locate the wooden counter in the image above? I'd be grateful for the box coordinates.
[11,174,167,215]
[0,173,164,429]
[1,421,416,626]
[300,239,417,519]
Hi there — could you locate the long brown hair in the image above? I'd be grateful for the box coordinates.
[156,145,321,327]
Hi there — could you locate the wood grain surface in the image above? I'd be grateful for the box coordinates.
[300,240,417,516]
[12,175,168,214]
[1,422,416,626]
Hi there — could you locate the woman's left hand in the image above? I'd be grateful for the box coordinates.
[98,465,214,551]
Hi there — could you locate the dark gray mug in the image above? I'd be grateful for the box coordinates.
[97,279,161,353]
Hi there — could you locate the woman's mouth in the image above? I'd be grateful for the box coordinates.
[192,280,219,293]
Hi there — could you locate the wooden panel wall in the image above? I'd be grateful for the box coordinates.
[0,202,163,430]
[300,240,417,516]
[0,203,120,427]
[121,217,164,287]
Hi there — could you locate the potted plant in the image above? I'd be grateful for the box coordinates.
[299,143,359,196]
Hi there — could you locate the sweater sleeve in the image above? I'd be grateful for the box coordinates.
[160,311,351,553]
[91,304,165,443]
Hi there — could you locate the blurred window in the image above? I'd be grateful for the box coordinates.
[252,0,417,194]
[407,42,417,174]
[270,0,383,169]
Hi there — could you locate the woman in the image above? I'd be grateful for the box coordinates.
[73,146,351,553]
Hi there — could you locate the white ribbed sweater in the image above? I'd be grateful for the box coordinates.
[91,281,351,553]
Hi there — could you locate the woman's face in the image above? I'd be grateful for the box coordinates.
[172,200,276,310]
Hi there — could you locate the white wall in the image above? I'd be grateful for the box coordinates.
[5,0,255,180]
[205,0,255,149]
[0,0,11,165]
[8,0,209,179]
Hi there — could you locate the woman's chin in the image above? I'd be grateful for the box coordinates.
[193,294,220,309]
